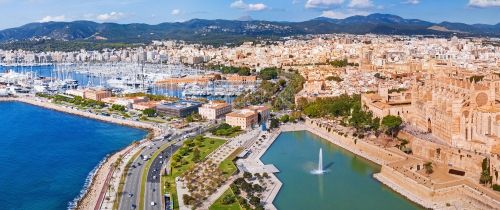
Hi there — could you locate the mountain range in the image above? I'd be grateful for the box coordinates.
[1,13,499,45]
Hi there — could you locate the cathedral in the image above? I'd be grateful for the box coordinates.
[408,70,500,155]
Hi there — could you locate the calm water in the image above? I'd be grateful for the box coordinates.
[0,65,235,103]
[261,131,422,210]
[0,102,146,210]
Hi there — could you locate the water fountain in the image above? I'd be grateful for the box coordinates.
[311,148,326,175]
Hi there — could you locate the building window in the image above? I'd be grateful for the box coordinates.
[488,116,492,135]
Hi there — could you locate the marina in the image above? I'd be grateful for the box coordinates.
[0,63,255,103]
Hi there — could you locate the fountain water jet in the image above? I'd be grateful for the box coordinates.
[311,148,326,175]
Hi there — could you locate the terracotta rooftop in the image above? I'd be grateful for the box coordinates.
[226,109,256,118]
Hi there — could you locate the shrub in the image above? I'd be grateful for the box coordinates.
[493,184,500,192]
[111,104,126,112]
[259,67,278,80]
[249,196,261,206]
[243,172,253,179]
[280,114,290,123]
[183,194,195,205]
[142,108,156,117]
[222,194,236,204]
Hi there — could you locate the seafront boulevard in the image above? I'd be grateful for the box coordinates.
[0,96,162,210]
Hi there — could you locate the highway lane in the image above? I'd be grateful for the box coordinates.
[118,149,142,210]
[119,134,175,210]
[144,143,181,210]
[144,125,216,210]
[119,122,218,210]
[119,143,159,210]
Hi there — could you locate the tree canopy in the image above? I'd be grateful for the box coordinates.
[259,67,279,80]
[302,94,380,133]
[381,115,403,136]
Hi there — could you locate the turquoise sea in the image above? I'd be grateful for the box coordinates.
[261,131,423,210]
[0,102,146,210]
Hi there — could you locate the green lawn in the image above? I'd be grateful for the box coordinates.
[210,148,243,210]
[209,188,243,210]
[219,148,242,178]
[142,117,166,123]
[162,137,226,210]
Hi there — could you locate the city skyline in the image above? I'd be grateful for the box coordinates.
[1,1,500,210]
[0,0,499,30]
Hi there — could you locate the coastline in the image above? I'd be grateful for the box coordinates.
[0,97,161,210]
[3,95,498,210]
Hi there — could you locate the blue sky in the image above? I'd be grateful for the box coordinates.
[0,0,499,29]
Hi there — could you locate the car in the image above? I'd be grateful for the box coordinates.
[151,202,156,206]
[129,193,133,197]
[153,175,156,179]
[131,204,136,209]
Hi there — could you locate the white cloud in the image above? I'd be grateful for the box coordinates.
[403,0,420,4]
[247,3,267,11]
[38,15,66,22]
[231,0,247,9]
[95,12,125,21]
[230,0,267,11]
[321,9,368,19]
[305,0,344,9]
[348,0,374,8]
[171,9,181,15]
[469,0,500,7]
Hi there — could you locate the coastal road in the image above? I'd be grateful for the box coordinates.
[144,143,181,210]
[144,125,214,210]
[119,136,177,210]
[119,122,218,210]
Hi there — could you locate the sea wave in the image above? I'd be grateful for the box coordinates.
[67,154,110,210]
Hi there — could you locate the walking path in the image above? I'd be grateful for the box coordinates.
[179,129,261,209]
[199,123,311,210]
